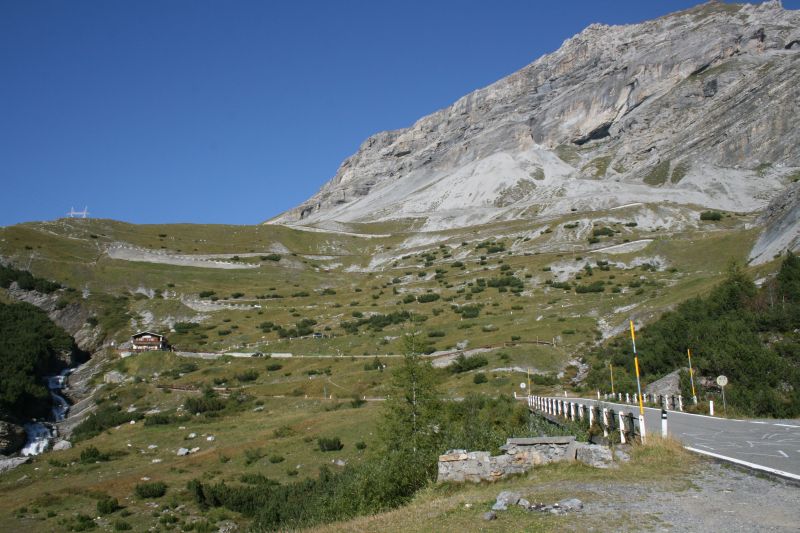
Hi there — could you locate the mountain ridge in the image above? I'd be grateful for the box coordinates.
[269,0,799,255]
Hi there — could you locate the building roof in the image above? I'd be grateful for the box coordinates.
[131,331,165,340]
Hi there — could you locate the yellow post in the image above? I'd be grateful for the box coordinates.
[609,363,615,394]
[630,320,646,443]
[687,348,697,404]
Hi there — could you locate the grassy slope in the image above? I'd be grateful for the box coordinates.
[0,209,783,530]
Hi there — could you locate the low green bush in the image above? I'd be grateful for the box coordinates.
[134,481,167,499]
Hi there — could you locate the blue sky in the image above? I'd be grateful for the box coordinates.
[2,1,797,227]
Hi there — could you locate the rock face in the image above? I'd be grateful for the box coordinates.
[272,1,800,256]
[645,369,684,397]
[749,181,800,265]
[0,421,27,455]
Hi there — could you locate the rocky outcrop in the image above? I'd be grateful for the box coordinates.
[645,369,684,397]
[272,1,800,237]
[6,283,103,355]
[749,181,800,265]
[0,421,26,455]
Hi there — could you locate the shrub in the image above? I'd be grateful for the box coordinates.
[79,446,110,464]
[575,281,605,293]
[450,354,488,373]
[273,425,295,438]
[266,363,283,372]
[269,455,285,464]
[261,254,281,261]
[317,436,344,451]
[134,482,167,499]
[199,291,216,298]
[184,391,226,414]
[243,448,265,465]
[350,396,366,408]
[417,293,440,303]
[355,441,367,450]
[144,413,174,426]
[700,210,722,221]
[473,373,488,384]
[97,497,121,515]
[113,520,132,531]
[427,330,445,338]
[236,370,259,382]
[73,405,143,441]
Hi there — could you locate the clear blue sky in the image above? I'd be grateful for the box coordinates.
[2,1,796,227]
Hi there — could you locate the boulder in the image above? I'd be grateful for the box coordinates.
[556,498,583,512]
[52,439,72,451]
[492,490,522,511]
[576,444,615,469]
[482,511,497,521]
[0,456,30,474]
[103,371,125,384]
[614,447,632,463]
[177,447,190,456]
[645,369,683,397]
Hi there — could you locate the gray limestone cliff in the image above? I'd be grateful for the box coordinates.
[271,1,799,245]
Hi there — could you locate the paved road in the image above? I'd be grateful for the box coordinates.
[543,396,800,481]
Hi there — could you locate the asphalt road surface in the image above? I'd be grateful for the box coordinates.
[543,396,800,481]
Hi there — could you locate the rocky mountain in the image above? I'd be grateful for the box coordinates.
[270,1,799,254]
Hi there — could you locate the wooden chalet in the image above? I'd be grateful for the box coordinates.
[130,331,169,352]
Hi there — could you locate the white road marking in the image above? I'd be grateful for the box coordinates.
[694,444,715,450]
[685,447,800,481]
[773,423,800,428]
[750,421,767,424]
[778,450,789,458]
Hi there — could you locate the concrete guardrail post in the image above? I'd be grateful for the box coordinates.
[626,393,631,404]
[602,408,609,437]
[618,411,627,444]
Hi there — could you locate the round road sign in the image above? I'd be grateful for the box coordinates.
[716,375,728,387]
[520,382,526,389]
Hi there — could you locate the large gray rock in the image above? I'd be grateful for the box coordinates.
[576,444,616,469]
[271,0,800,262]
[0,456,30,474]
[645,369,683,397]
[492,491,522,511]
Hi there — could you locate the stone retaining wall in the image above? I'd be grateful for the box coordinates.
[437,437,621,483]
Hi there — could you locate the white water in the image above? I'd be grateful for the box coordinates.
[20,368,72,456]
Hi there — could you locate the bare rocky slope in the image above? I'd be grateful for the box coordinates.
[270,1,799,256]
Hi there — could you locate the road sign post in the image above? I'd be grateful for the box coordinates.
[717,375,728,415]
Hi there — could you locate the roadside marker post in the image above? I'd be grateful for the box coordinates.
[709,400,715,416]
[630,320,647,444]
[609,363,615,395]
[687,348,698,405]
[661,408,668,437]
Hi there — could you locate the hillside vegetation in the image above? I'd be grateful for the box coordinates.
[585,253,800,417]
[0,301,77,418]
